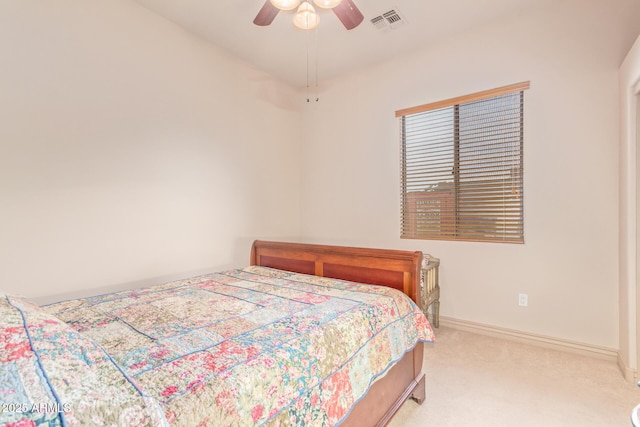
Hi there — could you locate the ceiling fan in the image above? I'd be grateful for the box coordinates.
[254,0,364,30]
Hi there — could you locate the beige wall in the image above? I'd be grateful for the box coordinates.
[299,0,640,349]
[2,0,640,353]
[0,0,303,302]
[619,34,640,377]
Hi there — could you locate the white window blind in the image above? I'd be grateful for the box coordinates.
[397,82,529,243]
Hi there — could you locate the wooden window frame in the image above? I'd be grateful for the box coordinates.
[397,81,530,243]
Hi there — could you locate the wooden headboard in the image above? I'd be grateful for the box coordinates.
[250,240,423,309]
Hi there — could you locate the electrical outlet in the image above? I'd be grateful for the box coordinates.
[518,293,528,307]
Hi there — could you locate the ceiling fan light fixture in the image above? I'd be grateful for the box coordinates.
[312,0,342,9]
[293,2,320,30]
[270,0,301,11]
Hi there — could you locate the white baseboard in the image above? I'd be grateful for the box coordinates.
[439,316,620,365]
[618,352,638,383]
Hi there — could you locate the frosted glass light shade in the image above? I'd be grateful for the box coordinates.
[270,0,301,11]
[312,0,342,9]
[293,2,320,30]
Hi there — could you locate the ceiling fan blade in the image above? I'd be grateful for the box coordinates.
[254,0,279,26]
[332,0,364,30]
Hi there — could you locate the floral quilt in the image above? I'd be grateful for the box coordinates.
[2,266,434,426]
[0,293,166,426]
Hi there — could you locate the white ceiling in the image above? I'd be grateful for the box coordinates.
[133,0,555,88]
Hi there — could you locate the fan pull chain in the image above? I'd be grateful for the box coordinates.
[305,5,319,104]
[314,22,319,102]
[306,19,310,103]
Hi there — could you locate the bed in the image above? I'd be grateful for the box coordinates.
[1,240,434,426]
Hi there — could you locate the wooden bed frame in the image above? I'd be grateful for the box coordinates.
[250,240,426,427]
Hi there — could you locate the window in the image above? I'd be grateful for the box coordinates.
[397,82,529,243]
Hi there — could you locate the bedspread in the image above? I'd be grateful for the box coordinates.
[2,266,434,426]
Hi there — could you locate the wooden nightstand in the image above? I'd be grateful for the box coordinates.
[421,254,440,328]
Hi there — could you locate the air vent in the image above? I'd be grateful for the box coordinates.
[383,10,403,26]
[370,9,406,31]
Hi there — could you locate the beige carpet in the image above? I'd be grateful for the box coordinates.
[389,327,639,426]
